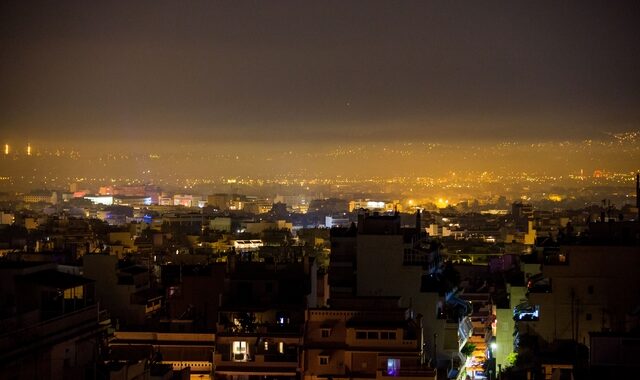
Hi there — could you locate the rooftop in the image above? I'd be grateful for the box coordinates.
[19,269,93,289]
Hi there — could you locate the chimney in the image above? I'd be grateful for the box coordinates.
[416,209,421,235]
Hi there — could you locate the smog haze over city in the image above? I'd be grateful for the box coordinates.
[1,1,640,205]
[4,4,640,380]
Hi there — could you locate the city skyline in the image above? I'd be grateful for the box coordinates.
[2,4,640,379]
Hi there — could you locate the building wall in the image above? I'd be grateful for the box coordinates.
[495,308,515,370]
[328,233,357,297]
[108,231,135,248]
[355,235,445,361]
[304,307,426,380]
[210,217,232,232]
[357,235,420,297]
[523,245,640,348]
[305,348,347,378]
[83,254,147,327]
[0,212,14,225]
[351,352,377,375]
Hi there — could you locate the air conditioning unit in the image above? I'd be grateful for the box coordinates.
[233,353,248,362]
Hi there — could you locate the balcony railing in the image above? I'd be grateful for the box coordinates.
[263,353,298,362]
[0,304,102,359]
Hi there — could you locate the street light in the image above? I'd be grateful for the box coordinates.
[489,342,498,380]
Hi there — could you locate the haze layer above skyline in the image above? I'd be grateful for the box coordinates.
[1,1,640,145]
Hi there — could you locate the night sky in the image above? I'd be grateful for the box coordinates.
[1,1,640,144]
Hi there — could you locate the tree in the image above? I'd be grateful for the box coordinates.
[461,343,476,357]
[505,352,518,368]
[234,312,256,333]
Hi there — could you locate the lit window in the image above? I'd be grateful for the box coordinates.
[232,341,248,362]
[264,341,269,351]
[278,342,284,354]
[63,285,84,299]
[513,304,540,321]
[387,359,400,376]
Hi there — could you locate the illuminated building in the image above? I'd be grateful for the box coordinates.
[426,223,451,237]
[0,211,14,225]
[274,194,311,213]
[207,193,247,211]
[303,297,436,380]
[22,190,58,204]
[214,256,317,380]
[243,197,274,214]
[494,285,526,371]
[173,194,194,207]
[113,195,152,206]
[84,195,114,205]
[330,211,468,371]
[348,199,402,213]
[158,195,173,206]
[325,215,350,228]
[232,239,264,252]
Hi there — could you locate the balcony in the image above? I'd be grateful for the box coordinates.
[513,303,540,322]
[0,304,106,362]
[263,353,298,363]
[217,320,304,336]
[214,351,299,377]
[527,275,552,294]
